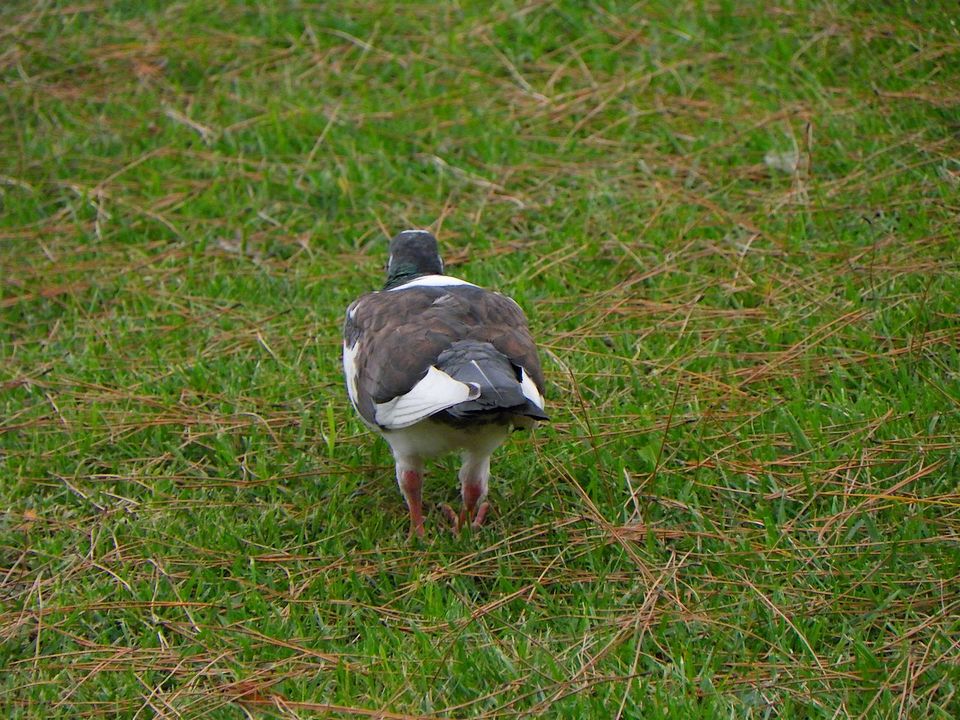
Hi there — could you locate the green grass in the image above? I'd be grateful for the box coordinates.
[2,1,959,717]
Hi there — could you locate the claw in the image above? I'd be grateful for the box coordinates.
[472,501,490,529]
[439,503,460,533]
[439,501,490,533]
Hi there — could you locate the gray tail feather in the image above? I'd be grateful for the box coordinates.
[436,340,548,421]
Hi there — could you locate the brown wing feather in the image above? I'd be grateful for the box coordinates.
[344,284,544,426]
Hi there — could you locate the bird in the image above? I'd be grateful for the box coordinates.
[342,230,548,537]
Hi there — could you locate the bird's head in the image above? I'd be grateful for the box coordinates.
[384,230,444,289]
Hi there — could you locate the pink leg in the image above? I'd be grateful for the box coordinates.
[462,480,489,529]
[441,454,492,533]
[398,469,425,538]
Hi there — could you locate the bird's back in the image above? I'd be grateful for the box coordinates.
[344,281,546,430]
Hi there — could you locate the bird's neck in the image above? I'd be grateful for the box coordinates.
[383,265,440,290]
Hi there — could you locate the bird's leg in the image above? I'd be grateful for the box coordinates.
[461,479,490,529]
[450,454,491,532]
[396,461,425,538]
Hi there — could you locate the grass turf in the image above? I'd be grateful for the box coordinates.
[2,1,959,717]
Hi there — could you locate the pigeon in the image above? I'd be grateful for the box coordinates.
[342,230,548,536]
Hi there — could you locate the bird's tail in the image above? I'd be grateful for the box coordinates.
[435,340,548,423]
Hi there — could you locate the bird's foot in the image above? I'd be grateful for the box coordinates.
[440,501,490,533]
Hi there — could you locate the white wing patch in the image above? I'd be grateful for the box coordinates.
[387,275,477,292]
[347,299,363,321]
[374,366,480,429]
[431,293,456,306]
[519,368,544,409]
[342,340,361,408]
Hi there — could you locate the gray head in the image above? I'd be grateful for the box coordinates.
[384,230,444,289]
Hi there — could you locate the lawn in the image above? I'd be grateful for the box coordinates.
[2,1,958,717]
